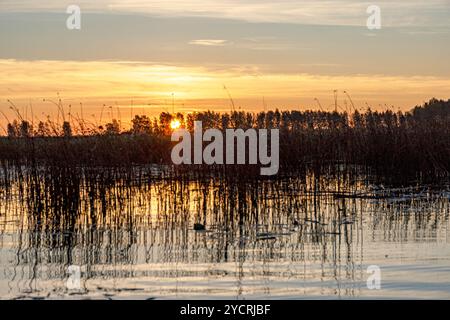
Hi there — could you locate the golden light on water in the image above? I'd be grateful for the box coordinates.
[170,119,181,130]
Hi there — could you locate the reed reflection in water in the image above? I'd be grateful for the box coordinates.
[0,166,449,299]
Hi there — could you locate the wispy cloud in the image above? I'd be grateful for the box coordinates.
[1,59,450,115]
[189,39,229,46]
[2,0,450,27]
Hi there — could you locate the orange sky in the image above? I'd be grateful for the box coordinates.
[1,2,450,131]
[1,59,450,129]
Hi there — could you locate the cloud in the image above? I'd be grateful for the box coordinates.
[2,0,449,27]
[1,59,450,113]
[189,39,229,46]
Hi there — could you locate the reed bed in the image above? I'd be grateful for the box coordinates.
[1,99,449,298]
[1,161,448,297]
[1,98,449,186]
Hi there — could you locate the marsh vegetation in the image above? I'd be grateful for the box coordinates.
[0,98,449,299]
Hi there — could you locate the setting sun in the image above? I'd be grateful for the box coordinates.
[170,119,181,130]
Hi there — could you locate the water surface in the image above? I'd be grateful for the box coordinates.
[0,168,449,299]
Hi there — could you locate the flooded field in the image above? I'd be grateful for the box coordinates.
[0,166,449,299]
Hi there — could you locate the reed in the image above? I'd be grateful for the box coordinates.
[0,98,449,185]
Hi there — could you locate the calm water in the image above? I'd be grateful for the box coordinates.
[0,167,449,299]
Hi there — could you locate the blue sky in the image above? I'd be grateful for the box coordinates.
[1,10,449,76]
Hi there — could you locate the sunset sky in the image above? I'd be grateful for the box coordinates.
[1,0,450,129]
